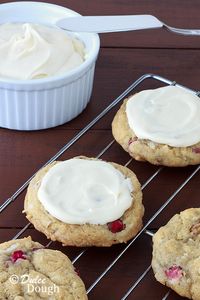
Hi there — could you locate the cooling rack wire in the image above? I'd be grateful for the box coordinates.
[0,73,199,300]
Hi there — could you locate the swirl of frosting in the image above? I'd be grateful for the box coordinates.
[37,159,133,225]
[126,86,200,147]
[0,23,85,80]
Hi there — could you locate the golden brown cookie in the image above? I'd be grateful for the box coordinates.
[0,237,87,300]
[24,157,144,247]
[112,97,200,167]
[152,208,200,300]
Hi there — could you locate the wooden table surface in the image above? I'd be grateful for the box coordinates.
[0,1,200,299]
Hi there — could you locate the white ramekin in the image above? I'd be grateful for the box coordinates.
[0,2,100,130]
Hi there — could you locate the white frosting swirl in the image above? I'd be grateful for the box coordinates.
[38,159,133,225]
[0,23,85,80]
[126,86,200,147]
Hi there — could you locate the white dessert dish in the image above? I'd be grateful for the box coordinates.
[0,2,100,130]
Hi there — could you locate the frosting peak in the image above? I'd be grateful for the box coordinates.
[0,23,85,80]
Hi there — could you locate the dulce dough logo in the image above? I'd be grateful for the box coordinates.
[9,274,59,295]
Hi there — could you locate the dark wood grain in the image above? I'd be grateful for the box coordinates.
[0,1,199,300]
[2,0,200,48]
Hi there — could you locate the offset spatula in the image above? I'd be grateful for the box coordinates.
[56,15,200,36]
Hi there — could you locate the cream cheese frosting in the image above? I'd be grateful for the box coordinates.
[126,86,200,147]
[0,23,85,80]
[37,159,133,225]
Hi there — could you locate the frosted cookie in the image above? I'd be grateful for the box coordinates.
[24,157,144,247]
[112,86,200,167]
[0,236,87,299]
[152,208,200,300]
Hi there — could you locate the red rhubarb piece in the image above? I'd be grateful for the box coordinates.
[165,265,183,280]
[190,221,200,235]
[75,268,80,277]
[192,147,200,154]
[107,219,125,233]
[11,250,26,263]
[128,137,138,146]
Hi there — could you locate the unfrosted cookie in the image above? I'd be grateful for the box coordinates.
[112,87,200,167]
[24,157,144,247]
[152,208,200,300]
[0,236,87,300]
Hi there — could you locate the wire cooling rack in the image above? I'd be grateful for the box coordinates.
[0,73,199,300]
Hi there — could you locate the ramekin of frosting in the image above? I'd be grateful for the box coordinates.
[0,2,100,130]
